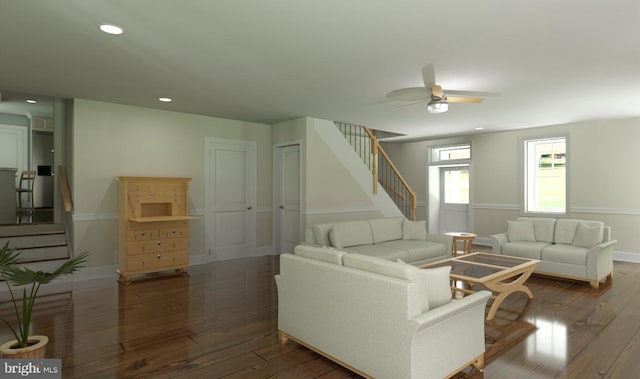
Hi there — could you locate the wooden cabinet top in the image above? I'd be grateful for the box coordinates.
[116,176,192,182]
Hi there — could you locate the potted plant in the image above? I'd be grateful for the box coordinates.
[0,241,88,358]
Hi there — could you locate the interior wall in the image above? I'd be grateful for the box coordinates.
[71,99,272,268]
[384,117,640,257]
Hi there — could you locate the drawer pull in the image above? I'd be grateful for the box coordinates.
[157,240,161,246]
[157,254,161,259]
[141,232,145,236]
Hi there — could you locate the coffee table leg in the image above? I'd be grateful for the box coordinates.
[483,268,535,320]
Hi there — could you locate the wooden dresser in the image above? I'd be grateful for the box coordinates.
[116,176,192,285]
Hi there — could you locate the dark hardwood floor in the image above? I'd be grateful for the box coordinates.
[1,249,640,378]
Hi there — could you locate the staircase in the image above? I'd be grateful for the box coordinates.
[0,223,71,271]
[335,122,417,220]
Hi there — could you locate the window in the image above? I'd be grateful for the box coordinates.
[524,137,567,214]
[443,168,469,204]
[430,144,471,163]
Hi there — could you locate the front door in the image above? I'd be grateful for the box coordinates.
[205,139,256,261]
[439,166,470,233]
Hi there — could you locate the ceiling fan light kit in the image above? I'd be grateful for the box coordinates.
[427,100,448,113]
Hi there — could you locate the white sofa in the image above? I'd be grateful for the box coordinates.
[305,217,452,266]
[491,217,617,288]
[276,244,491,379]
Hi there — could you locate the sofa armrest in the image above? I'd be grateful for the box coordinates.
[426,233,453,256]
[586,239,617,280]
[490,233,508,254]
[408,290,491,378]
[411,290,491,331]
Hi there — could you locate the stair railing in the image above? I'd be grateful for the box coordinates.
[335,122,416,220]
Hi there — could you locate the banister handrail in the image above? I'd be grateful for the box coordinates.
[57,165,73,212]
[337,122,416,221]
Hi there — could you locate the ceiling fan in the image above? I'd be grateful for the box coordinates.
[386,63,488,113]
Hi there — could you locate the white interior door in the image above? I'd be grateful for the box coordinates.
[439,167,470,233]
[274,144,300,254]
[206,139,256,261]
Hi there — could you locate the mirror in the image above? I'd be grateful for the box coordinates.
[0,91,55,225]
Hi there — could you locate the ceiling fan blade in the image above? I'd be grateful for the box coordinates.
[432,84,443,99]
[421,63,436,88]
[386,87,429,101]
[446,96,484,103]
[397,100,427,108]
[446,89,500,97]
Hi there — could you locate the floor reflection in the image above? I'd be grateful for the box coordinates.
[526,317,567,368]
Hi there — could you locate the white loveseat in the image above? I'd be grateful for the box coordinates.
[491,217,617,288]
[305,217,452,265]
[276,244,491,379]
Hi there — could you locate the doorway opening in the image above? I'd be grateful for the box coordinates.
[427,144,472,234]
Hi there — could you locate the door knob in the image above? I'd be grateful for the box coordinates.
[279,205,284,209]
[246,206,252,210]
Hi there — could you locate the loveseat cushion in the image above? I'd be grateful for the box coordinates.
[402,219,427,240]
[343,253,428,314]
[294,244,346,265]
[518,217,556,243]
[313,223,334,246]
[329,220,373,248]
[343,244,410,262]
[554,219,579,244]
[507,220,536,242]
[421,266,452,309]
[501,241,551,260]
[368,217,403,243]
[541,244,589,266]
[572,221,604,248]
[379,240,445,262]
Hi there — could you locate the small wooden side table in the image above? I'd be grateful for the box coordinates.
[445,232,477,256]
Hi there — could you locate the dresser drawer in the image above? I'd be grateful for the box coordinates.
[126,251,189,271]
[127,238,188,255]
[159,227,189,239]
[127,228,158,241]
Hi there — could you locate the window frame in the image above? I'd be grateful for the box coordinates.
[521,135,569,217]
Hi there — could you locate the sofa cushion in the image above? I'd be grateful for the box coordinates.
[379,240,445,262]
[294,244,346,265]
[403,219,427,240]
[518,217,556,243]
[501,241,550,259]
[507,220,536,242]
[572,222,604,248]
[344,253,428,313]
[329,220,373,248]
[554,219,579,244]
[421,266,452,309]
[313,223,334,246]
[541,244,589,266]
[343,244,410,262]
[369,217,403,243]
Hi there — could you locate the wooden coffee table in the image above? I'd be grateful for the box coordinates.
[420,252,540,320]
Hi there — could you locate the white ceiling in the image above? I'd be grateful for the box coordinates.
[1,0,639,141]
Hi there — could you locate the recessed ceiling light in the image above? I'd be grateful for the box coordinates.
[99,24,124,35]
[475,127,484,130]
[26,99,37,104]
[158,97,172,103]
